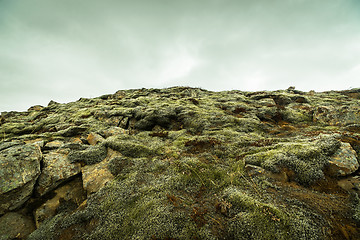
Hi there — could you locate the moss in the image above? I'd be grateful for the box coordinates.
[68,143,107,165]
[105,138,154,158]
[83,160,215,239]
[223,187,289,239]
[350,192,360,224]
[244,135,341,185]
[281,106,313,123]
[224,187,323,240]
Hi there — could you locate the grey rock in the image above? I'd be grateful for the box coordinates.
[0,144,41,214]
[36,151,81,196]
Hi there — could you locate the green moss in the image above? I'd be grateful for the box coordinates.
[281,106,313,123]
[68,143,107,165]
[350,192,360,224]
[224,187,323,240]
[244,135,341,185]
[105,138,154,158]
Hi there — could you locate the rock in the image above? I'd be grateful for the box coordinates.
[245,164,266,176]
[101,127,128,138]
[0,141,22,151]
[67,144,108,165]
[245,164,289,182]
[28,105,44,111]
[338,176,360,192]
[58,125,88,137]
[0,212,36,239]
[34,177,86,228]
[44,140,64,150]
[81,149,118,194]
[258,98,276,107]
[0,143,42,215]
[313,105,360,126]
[87,132,105,145]
[344,124,360,133]
[24,138,45,148]
[36,150,81,196]
[326,142,359,177]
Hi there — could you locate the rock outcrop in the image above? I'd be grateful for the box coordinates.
[0,86,360,239]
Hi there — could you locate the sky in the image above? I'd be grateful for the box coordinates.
[0,0,359,112]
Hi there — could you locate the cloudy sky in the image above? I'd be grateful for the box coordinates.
[0,0,359,112]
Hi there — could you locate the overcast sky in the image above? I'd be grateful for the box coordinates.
[0,0,359,112]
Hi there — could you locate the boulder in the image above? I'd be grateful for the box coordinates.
[36,150,81,196]
[326,142,359,177]
[0,143,42,215]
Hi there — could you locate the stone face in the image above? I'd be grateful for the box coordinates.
[81,149,118,194]
[34,177,86,228]
[36,150,81,196]
[0,212,36,239]
[0,143,41,214]
[326,142,359,177]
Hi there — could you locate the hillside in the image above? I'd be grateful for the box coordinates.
[1,87,360,239]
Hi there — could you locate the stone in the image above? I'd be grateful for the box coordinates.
[24,138,45,148]
[0,212,36,239]
[338,176,360,192]
[68,144,108,165]
[81,149,118,194]
[28,105,44,111]
[101,126,128,138]
[58,125,88,137]
[245,164,289,182]
[344,124,360,133]
[0,144,41,215]
[44,140,64,149]
[36,151,81,196]
[326,142,359,177]
[87,132,105,145]
[245,164,266,177]
[313,105,360,126]
[258,98,276,107]
[34,177,86,228]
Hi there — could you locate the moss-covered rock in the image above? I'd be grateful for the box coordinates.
[68,144,108,165]
[244,135,341,185]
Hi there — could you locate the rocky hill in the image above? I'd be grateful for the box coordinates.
[1,86,360,240]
